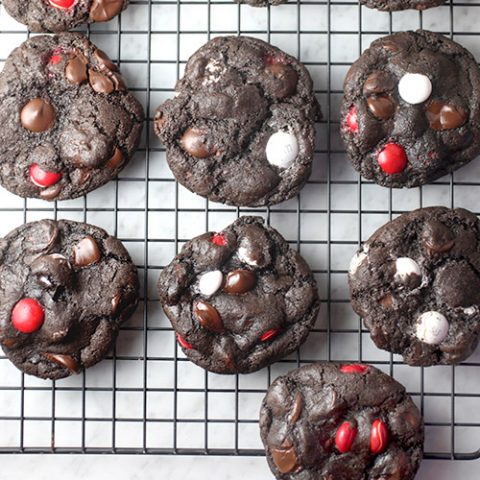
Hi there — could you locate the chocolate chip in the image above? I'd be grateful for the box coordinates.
[20,98,56,133]
[223,269,256,294]
[93,48,118,72]
[74,169,92,185]
[72,236,101,267]
[434,262,480,308]
[89,0,124,22]
[106,147,124,169]
[194,300,224,333]
[363,71,396,96]
[2,338,17,348]
[30,253,73,288]
[111,294,122,315]
[271,445,299,474]
[111,72,126,91]
[367,95,396,120]
[422,219,455,254]
[180,128,216,158]
[65,55,88,85]
[379,293,394,308]
[426,100,468,131]
[43,352,79,373]
[89,70,114,94]
[264,63,298,99]
[39,183,62,200]
[287,391,303,424]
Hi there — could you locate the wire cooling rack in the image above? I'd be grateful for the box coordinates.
[0,0,479,466]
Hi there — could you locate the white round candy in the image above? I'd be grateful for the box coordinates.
[266,131,299,169]
[398,73,432,105]
[349,251,367,275]
[198,270,223,296]
[394,257,421,282]
[415,311,449,345]
[237,246,259,267]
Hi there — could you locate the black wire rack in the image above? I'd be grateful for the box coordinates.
[0,0,479,466]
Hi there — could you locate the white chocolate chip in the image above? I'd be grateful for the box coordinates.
[237,246,259,267]
[202,60,225,86]
[415,311,449,345]
[398,73,432,105]
[394,257,421,282]
[198,270,223,296]
[463,306,476,316]
[349,251,367,276]
[266,131,299,169]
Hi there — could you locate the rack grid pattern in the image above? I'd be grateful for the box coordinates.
[0,0,479,463]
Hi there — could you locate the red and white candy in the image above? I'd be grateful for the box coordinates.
[416,311,449,345]
[29,164,62,188]
[266,131,298,169]
[198,270,223,296]
[377,143,408,175]
[398,73,432,105]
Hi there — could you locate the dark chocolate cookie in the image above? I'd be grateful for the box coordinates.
[349,207,480,366]
[0,219,139,380]
[361,0,445,11]
[341,30,480,188]
[157,216,320,374]
[2,0,127,33]
[154,36,321,207]
[260,363,424,480]
[0,33,144,201]
[235,0,286,6]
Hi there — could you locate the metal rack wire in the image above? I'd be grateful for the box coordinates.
[0,0,479,464]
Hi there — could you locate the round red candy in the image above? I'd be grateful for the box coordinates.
[377,143,408,174]
[11,298,45,333]
[49,54,62,65]
[29,164,62,188]
[346,106,359,133]
[176,333,192,350]
[370,419,389,454]
[340,364,369,374]
[211,232,226,246]
[48,0,76,9]
[335,421,357,453]
[260,328,279,342]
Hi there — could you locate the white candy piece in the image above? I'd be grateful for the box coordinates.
[349,251,367,276]
[398,73,432,105]
[394,257,421,282]
[198,270,223,296]
[415,311,449,345]
[237,245,259,267]
[266,131,299,169]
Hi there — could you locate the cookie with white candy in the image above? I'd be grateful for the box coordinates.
[157,216,320,374]
[348,206,480,366]
[154,35,321,207]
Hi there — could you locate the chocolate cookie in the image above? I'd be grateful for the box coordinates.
[157,216,320,374]
[236,0,286,6]
[154,36,321,207]
[260,363,424,480]
[2,0,128,33]
[341,30,480,188]
[361,0,445,11]
[0,219,139,380]
[0,33,144,202]
[349,207,480,366]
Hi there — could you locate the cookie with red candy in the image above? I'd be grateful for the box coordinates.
[260,363,424,480]
[0,33,144,201]
[0,219,139,379]
[154,36,321,207]
[3,0,128,32]
[341,30,480,188]
[157,216,320,374]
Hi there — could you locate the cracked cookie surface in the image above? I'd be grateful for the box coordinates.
[154,36,321,207]
[341,30,480,188]
[0,33,144,201]
[0,219,139,379]
[361,0,445,11]
[260,362,424,480]
[3,0,128,33]
[157,216,320,374]
[349,206,480,366]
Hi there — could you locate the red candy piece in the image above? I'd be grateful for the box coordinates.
[377,143,408,175]
[265,53,288,65]
[211,232,226,246]
[29,164,62,188]
[340,364,369,374]
[11,298,45,333]
[176,333,192,350]
[49,54,62,65]
[346,106,359,133]
[260,328,279,342]
[370,419,389,454]
[335,421,357,453]
[48,0,76,9]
